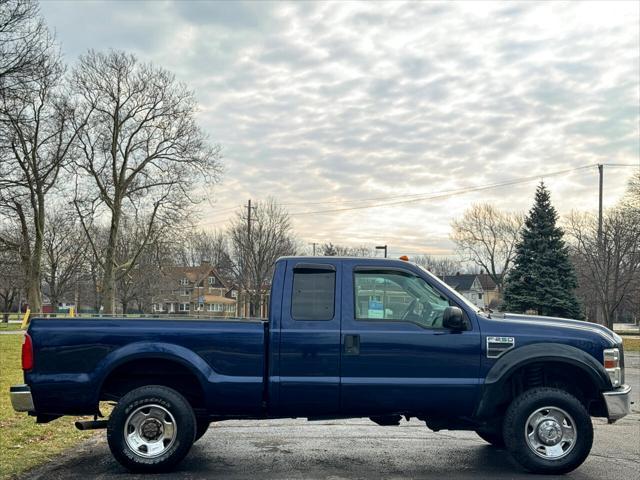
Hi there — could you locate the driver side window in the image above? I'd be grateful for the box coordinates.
[354,270,450,329]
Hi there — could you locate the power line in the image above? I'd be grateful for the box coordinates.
[196,162,637,226]
[280,162,635,208]
[288,164,598,217]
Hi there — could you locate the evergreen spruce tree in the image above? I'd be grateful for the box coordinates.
[503,182,582,318]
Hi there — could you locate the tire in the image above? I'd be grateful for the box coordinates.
[503,387,593,475]
[194,417,210,442]
[107,385,196,473]
[476,427,505,448]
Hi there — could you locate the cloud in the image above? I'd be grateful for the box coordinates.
[40,0,640,254]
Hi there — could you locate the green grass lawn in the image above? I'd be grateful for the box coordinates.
[0,323,25,331]
[622,336,640,352]
[0,335,95,478]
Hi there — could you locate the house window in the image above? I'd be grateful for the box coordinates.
[181,289,190,296]
[478,293,483,299]
[179,303,189,312]
[180,278,189,286]
[208,276,216,286]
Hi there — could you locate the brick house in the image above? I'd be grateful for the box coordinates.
[151,262,237,317]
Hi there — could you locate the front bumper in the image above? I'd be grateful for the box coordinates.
[602,384,632,423]
[10,384,34,412]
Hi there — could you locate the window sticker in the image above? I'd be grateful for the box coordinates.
[368,299,384,319]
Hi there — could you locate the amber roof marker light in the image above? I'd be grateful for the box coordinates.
[399,255,409,261]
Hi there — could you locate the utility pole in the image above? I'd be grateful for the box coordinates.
[244,199,255,317]
[246,199,253,242]
[596,165,604,325]
[310,242,317,256]
[597,164,603,246]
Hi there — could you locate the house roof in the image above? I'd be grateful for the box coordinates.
[477,273,500,291]
[159,263,229,290]
[202,294,235,304]
[442,274,480,292]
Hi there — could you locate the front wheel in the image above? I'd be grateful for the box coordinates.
[107,385,196,473]
[503,387,593,474]
[475,427,505,448]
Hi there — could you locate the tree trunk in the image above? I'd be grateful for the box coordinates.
[101,201,122,314]
[26,274,41,313]
[26,251,42,313]
[26,192,46,313]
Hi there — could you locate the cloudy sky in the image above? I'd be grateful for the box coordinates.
[41,1,639,256]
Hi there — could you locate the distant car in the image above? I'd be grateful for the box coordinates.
[11,256,630,474]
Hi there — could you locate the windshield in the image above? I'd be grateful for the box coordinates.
[415,265,489,317]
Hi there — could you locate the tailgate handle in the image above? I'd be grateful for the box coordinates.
[344,334,360,355]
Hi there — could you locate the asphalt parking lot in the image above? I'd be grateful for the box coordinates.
[20,353,640,480]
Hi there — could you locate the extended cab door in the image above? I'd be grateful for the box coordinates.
[340,261,482,416]
[276,259,341,416]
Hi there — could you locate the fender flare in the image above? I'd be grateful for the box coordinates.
[475,343,611,418]
[92,342,215,405]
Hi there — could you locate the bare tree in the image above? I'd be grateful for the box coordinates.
[0,33,80,312]
[229,200,297,316]
[0,239,23,320]
[114,215,174,314]
[0,0,54,97]
[320,243,372,257]
[71,50,222,313]
[451,203,522,291]
[86,234,104,313]
[42,210,89,309]
[177,229,234,281]
[413,255,464,277]
[566,173,640,327]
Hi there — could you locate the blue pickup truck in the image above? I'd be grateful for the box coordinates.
[10,256,631,474]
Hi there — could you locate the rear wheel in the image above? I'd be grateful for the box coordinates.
[107,385,196,473]
[194,417,210,442]
[503,387,593,474]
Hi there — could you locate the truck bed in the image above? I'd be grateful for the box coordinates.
[26,317,267,416]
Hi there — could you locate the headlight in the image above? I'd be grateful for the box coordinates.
[603,348,621,387]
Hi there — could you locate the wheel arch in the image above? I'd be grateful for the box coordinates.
[94,342,214,409]
[475,343,610,419]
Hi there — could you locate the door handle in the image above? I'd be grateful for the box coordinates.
[344,334,360,355]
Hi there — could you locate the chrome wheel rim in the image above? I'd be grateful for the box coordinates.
[124,404,177,458]
[525,406,576,460]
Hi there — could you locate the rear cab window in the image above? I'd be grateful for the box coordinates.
[292,265,336,321]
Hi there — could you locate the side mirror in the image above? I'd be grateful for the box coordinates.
[443,306,466,331]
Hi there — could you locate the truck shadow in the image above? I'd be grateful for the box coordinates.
[24,428,607,480]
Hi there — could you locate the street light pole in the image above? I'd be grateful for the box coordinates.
[376,245,387,258]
